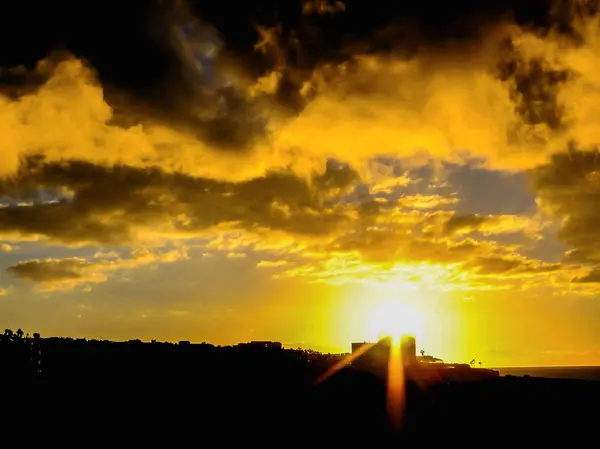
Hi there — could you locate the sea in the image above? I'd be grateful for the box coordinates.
[495,366,600,381]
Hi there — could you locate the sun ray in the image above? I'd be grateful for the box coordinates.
[312,341,376,385]
[386,339,406,428]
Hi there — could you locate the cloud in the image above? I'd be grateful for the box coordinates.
[273,235,568,289]
[439,213,543,238]
[2,1,600,184]
[396,195,458,210]
[256,260,289,268]
[0,56,291,182]
[208,202,569,289]
[8,257,102,286]
[0,153,576,293]
[93,250,119,260]
[7,247,188,291]
[0,158,359,245]
[262,5,600,175]
[464,253,562,277]
[0,288,8,296]
[0,243,13,252]
[227,252,247,259]
[302,0,345,16]
[573,270,600,283]
[369,175,412,195]
[2,0,600,296]
[532,149,600,264]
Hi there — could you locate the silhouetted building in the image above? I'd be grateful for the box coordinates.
[351,336,418,377]
[400,336,416,366]
[350,335,501,383]
[351,341,371,354]
[351,338,392,377]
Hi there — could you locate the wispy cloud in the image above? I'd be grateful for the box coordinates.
[7,248,188,292]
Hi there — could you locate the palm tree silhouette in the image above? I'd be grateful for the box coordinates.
[420,349,425,357]
[479,361,482,368]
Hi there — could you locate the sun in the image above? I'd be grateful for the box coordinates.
[369,301,423,344]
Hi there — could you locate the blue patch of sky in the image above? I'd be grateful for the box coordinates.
[341,157,450,205]
[176,21,235,91]
[341,156,566,262]
[0,187,72,207]
[349,156,537,214]
[444,164,536,215]
[443,162,566,261]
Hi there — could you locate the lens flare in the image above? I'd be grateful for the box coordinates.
[369,301,423,344]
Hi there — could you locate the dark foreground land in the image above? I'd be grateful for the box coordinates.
[2,337,599,444]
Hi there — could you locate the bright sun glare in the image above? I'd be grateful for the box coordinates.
[369,301,423,344]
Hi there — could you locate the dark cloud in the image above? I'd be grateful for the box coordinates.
[465,254,562,276]
[0,156,558,287]
[532,149,600,264]
[8,258,88,283]
[573,269,600,283]
[0,157,359,245]
[0,0,597,295]
[6,248,187,290]
[441,213,538,237]
[0,0,593,145]
[497,51,570,132]
[0,1,269,151]
[443,214,491,235]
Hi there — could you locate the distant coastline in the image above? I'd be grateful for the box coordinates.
[495,366,600,381]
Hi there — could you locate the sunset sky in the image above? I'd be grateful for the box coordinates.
[2,0,600,366]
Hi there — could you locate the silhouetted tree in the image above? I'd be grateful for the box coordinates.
[420,349,425,357]
[479,361,482,368]
[470,359,476,366]
[15,329,24,339]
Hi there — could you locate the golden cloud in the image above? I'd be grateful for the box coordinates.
[438,213,544,238]
[204,205,571,290]
[396,194,458,210]
[3,7,600,184]
[0,57,306,182]
[2,1,600,295]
